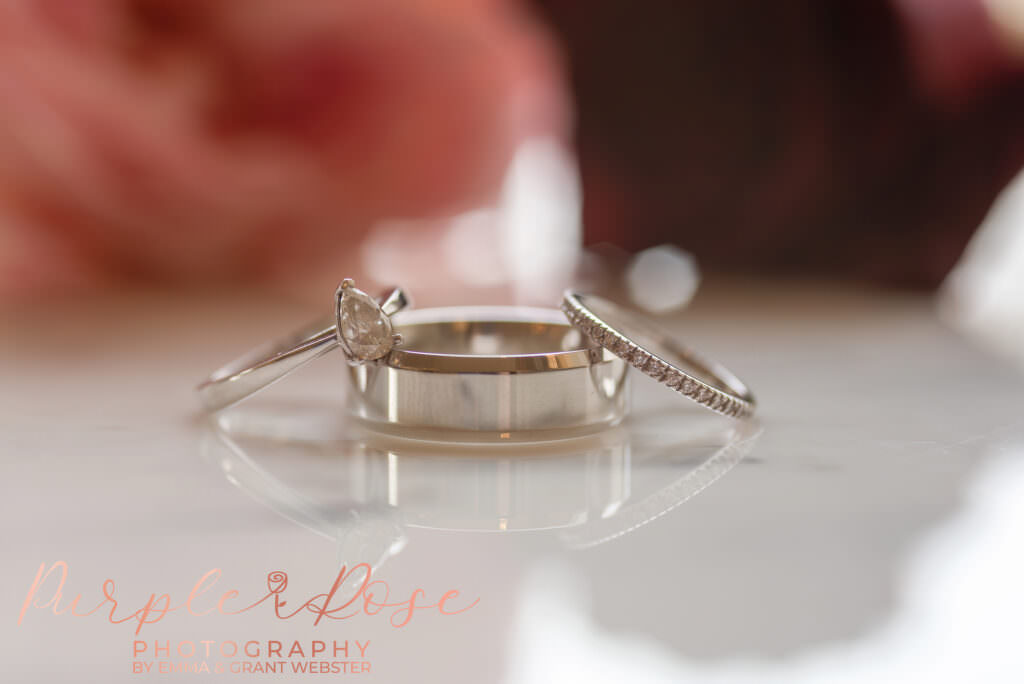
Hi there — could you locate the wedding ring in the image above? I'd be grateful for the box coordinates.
[199,283,751,431]
[198,281,409,411]
[561,292,756,418]
[345,306,629,439]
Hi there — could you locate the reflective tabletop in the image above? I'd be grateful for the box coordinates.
[3,282,1023,682]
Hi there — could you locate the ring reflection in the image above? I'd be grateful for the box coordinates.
[201,406,761,573]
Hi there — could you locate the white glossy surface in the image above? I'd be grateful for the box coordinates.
[3,282,1024,682]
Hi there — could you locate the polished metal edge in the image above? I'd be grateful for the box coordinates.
[384,306,615,374]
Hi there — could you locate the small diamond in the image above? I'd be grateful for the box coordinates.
[644,357,666,380]
[337,285,393,360]
[630,347,649,366]
[681,378,697,395]
[666,372,684,390]
[607,336,627,355]
[697,387,713,403]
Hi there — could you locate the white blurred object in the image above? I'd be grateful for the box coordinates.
[361,137,581,305]
[986,0,1024,53]
[941,168,1024,366]
[499,137,582,303]
[441,209,508,288]
[360,217,447,288]
[625,245,700,313]
[508,450,1024,683]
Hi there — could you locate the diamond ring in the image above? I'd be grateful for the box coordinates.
[197,280,409,411]
[199,283,757,430]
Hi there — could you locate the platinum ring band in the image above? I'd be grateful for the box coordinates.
[346,306,630,439]
[198,287,409,412]
[561,292,756,418]
[197,280,757,434]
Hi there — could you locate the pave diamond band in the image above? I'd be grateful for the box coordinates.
[561,292,756,419]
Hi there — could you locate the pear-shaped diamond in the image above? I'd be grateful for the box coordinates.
[337,285,394,361]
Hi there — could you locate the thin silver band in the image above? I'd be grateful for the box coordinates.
[561,292,756,418]
[345,306,629,439]
[198,287,409,411]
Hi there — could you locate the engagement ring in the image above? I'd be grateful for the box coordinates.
[197,280,409,411]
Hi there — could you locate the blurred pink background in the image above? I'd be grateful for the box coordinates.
[1,0,1023,297]
[0,0,566,296]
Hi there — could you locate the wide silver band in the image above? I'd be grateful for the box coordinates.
[562,292,756,418]
[345,306,629,440]
[198,287,409,411]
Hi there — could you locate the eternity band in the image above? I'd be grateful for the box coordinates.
[561,292,756,418]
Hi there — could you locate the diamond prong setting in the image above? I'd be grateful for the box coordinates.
[335,280,395,362]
